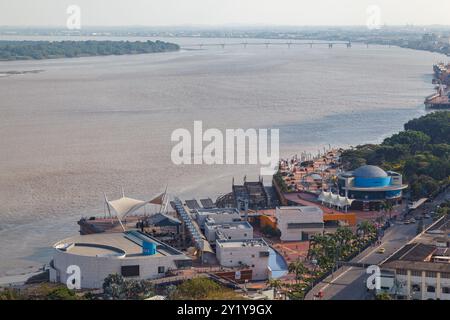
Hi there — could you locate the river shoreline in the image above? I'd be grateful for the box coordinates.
[2,38,442,282]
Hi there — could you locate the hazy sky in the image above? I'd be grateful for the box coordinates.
[1,0,449,27]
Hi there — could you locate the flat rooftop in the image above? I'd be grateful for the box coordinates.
[381,215,450,273]
[54,231,186,259]
[196,208,240,215]
[278,206,323,215]
[384,243,436,263]
[205,221,252,230]
[216,238,268,248]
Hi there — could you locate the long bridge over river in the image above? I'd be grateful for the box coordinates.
[182,41,377,49]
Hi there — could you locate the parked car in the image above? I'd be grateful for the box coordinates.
[377,247,386,254]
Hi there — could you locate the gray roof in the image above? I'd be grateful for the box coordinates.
[353,165,388,178]
[146,213,181,226]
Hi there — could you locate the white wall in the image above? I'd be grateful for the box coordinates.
[276,207,323,241]
[50,249,186,289]
[216,243,269,280]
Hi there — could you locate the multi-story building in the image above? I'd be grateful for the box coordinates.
[276,206,324,241]
[338,165,408,211]
[193,208,241,229]
[204,220,253,243]
[378,215,450,300]
[215,238,270,280]
[49,231,192,289]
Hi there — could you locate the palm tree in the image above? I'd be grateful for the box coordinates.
[381,201,394,220]
[357,221,376,239]
[333,227,355,258]
[266,279,284,299]
[288,260,309,284]
[307,234,338,270]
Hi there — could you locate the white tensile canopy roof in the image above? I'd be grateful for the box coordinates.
[107,196,149,219]
[106,192,166,219]
[318,191,354,208]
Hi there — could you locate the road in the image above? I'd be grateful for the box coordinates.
[305,219,430,300]
[306,189,449,300]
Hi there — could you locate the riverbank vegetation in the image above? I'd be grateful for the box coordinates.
[341,111,450,200]
[0,40,180,61]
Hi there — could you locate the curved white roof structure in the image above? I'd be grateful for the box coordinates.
[318,191,354,208]
[105,189,168,221]
[107,196,149,219]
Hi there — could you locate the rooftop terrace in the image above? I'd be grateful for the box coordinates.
[216,238,269,248]
[54,231,186,259]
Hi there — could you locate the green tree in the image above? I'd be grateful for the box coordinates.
[383,130,431,153]
[103,274,125,299]
[381,201,394,220]
[376,292,392,300]
[357,221,377,239]
[288,260,309,284]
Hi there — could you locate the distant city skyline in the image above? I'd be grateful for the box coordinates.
[1,0,450,27]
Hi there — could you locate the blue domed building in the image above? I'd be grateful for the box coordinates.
[338,165,408,211]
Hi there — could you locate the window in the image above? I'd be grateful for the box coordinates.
[426,271,437,278]
[427,286,435,293]
[441,273,450,279]
[442,287,450,294]
[396,269,407,275]
[244,233,247,237]
[251,254,255,258]
[259,251,270,257]
[411,284,421,292]
[158,266,165,274]
[411,270,422,277]
[121,265,140,277]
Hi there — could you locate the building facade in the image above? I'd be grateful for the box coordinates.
[338,165,408,211]
[378,216,450,300]
[193,208,241,229]
[204,220,253,243]
[215,238,270,281]
[49,231,192,289]
[276,206,324,241]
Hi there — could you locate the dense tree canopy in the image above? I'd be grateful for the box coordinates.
[404,112,450,144]
[341,112,450,200]
[0,40,180,60]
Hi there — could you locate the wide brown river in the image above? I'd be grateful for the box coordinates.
[0,36,442,277]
